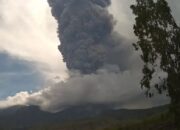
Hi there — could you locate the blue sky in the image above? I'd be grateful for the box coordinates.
[0,0,67,99]
[0,52,44,99]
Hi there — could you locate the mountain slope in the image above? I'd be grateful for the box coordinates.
[0,104,168,130]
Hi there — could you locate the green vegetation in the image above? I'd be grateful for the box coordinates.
[131,0,180,128]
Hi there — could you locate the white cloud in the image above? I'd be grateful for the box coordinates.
[0,0,67,80]
[108,0,135,40]
[0,92,30,108]
[0,68,169,112]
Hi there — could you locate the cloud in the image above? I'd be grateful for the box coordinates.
[108,0,180,39]
[108,0,135,39]
[0,68,169,112]
[0,0,67,80]
[167,0,180,24]
[48,0,133,74]
[0,52,45,99]
[1,0,177,112]
[0,92,30,108]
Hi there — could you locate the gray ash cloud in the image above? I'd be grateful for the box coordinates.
[48,0,130,74]
[0,0,170,112]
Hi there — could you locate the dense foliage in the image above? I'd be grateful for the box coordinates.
[131,0,180,128]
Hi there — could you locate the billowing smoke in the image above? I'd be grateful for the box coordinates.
[0,0,170,112]
[0,69,169,112]
[48,0,130,73]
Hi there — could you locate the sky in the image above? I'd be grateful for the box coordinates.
[0,0,68,98]
[0,0,179,111]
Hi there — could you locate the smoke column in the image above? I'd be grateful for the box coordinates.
[48,0,129,74]
[0,0,170,112]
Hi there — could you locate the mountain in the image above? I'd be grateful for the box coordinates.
[0,104,168,130]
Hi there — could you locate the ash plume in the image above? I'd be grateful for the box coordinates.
[48,0,130,74]
[0,69,169,112]
[0,0,170,112]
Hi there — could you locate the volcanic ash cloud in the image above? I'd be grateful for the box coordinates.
[48,0,131,74]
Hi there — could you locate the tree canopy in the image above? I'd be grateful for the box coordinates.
[131,0,180,128]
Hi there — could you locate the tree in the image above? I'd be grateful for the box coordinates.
[131,0,180,128]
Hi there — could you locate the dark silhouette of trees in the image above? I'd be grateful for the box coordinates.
[131,0,180,128]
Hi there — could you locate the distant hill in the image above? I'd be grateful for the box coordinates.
[0,104,168,130]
